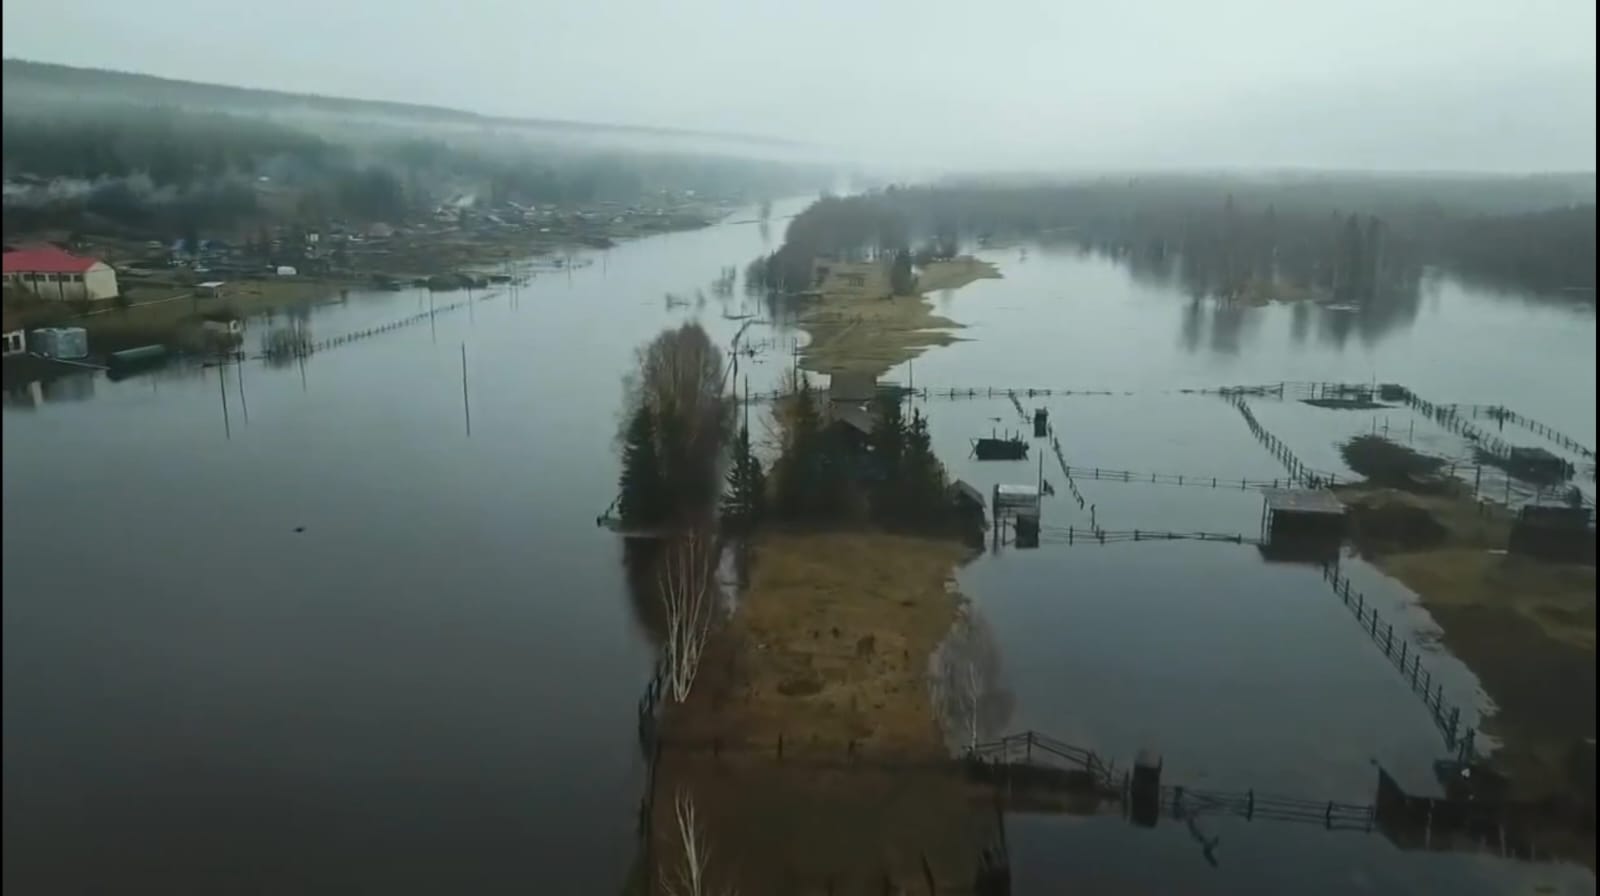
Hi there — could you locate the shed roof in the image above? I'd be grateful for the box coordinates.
[830,404,876,435]
[2,247,101,274]
[949,479,985,508]
[829,371,877,403]
[1260,487,1345,516]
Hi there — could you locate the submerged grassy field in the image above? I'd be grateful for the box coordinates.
[1336,485,1596,803]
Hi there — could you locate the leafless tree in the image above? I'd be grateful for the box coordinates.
[930,603,1014,753]
[659,530,722,703]
[620,323,734,520]
[659,788,735,896]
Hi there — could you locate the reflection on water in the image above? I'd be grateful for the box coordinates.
[2,203,1593,893]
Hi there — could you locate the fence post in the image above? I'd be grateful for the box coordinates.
[1325,801,1333,828]
[1385,623,1394,654]
[1246,789,1254,821]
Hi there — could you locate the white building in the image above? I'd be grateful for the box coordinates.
[2,247,119,302]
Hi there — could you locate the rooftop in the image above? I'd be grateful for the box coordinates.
[830,404,876,435]
[1260,487,1346,516]
[829,371,878,404]
[2,246,101,274]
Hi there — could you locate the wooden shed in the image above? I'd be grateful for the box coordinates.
[1259,487,1347,541]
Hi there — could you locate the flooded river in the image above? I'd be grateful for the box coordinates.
[4,201,1594,893]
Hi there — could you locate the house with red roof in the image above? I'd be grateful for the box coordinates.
[2,247,119,303]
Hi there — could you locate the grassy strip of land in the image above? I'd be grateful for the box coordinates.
[5,278,355,354]
[797,257,1000,378]
[648,532,993,891]
[1334,485,1595,804]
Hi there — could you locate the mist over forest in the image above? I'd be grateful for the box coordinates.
[1,60,837,238]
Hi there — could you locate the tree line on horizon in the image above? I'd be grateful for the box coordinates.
[1,103,828,238]
[747,177,1595,300]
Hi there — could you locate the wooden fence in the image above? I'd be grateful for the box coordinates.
[968,731,1120,791]
[1163,785,1375,831]
[1319,563,1477,761]
[1225,393,1341,486]
[1451,404,1595,460]
[1037,526,1258,547]
[1056,464,1319,492]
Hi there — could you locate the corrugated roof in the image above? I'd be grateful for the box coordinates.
[2,247,101,274]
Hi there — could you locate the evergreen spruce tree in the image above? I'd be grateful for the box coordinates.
[618,406,667,527]
[721,426,766,530]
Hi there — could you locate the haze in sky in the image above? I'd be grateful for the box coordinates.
[3,0,1595,172]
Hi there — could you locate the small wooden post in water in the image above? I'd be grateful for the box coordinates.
[460,342,471,436]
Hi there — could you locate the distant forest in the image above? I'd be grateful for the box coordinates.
[753,176,1596,300]
[1,61,830,238]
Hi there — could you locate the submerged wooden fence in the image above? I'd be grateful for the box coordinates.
[1319,563,1477,761]
[1056,464,1318,492]
[1451,404,1595,460]
[1162,785,1375,831]
[1225,393,1341,487]
[1037,526,1258,547]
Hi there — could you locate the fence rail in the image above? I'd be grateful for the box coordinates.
[1320,563,1477,761]
[1225,393,1341,487]
[1164,785,1375,830]
[1057,464,1313,492]
[1450,404,1595,460]
[1037,526,1258,547]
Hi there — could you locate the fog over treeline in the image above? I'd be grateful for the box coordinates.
[3,0,1593,173]
[752,175,1596,300]
[1,61,838,237]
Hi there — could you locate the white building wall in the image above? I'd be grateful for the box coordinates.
[3,264,118,301]
[84,264,119,301]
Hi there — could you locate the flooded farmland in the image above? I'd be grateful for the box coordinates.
[4,199,1595,894]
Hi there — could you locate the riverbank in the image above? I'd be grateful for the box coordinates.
[1336,485,1596,804]
[4,204,728,358]
[796,257,1000,377]
[4,277,358,355]
[645,532,991,891]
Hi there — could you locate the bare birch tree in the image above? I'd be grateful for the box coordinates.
[659,530,722,703]
[930,603,1014,753]
[660,788,735,896]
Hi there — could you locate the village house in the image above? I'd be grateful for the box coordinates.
[1,247,119,302]
[2,310,25,357]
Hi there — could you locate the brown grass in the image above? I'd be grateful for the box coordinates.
[644,532,992,893]
[667,532,974,756]
[797,257,1000,378]
[1335,485,1595,800]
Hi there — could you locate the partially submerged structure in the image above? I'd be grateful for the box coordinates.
[1509,504,1595,565]
[1502,446,1575,484]
[973,431,1028,461]
[1260,489,1350,537]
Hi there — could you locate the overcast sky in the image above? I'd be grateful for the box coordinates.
[3,0,1594,172]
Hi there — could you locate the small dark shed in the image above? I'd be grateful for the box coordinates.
[1509,504,1596,565]
[828,371,878,404]
[1259,487,1347,541]
[1505,446,1574,483]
